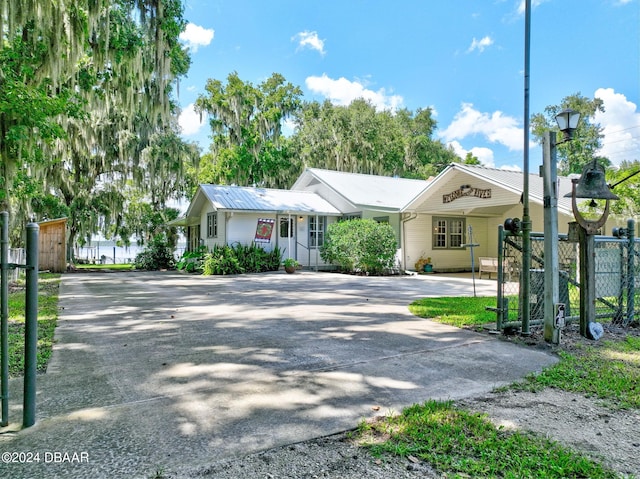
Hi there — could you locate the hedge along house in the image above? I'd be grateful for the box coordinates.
[177,185,342,267]
[401,163,620,273]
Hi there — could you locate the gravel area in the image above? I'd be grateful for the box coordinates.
[167,322,639,479]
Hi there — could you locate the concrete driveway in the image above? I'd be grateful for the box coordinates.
[2,271,556,478]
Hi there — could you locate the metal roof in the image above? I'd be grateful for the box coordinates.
[292,168,431,211]
[197,184,342,215]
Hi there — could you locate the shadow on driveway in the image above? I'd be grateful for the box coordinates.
[1,271,556,478]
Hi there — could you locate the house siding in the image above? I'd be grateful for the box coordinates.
[295,215,338,268]
[405,215,499,272]
[200,206,225,250]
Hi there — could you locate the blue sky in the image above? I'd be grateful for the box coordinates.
[176,0,640,172]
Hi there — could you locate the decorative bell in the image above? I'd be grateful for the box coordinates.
[564,160,619,200]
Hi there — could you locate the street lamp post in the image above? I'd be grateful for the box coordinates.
[543,108,581,344]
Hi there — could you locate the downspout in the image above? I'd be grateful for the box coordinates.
[315,214,319,271]
[401,212,418,272]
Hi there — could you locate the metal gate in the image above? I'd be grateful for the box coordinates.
[494,220,639,332]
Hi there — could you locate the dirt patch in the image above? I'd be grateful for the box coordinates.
[458,388,640,478]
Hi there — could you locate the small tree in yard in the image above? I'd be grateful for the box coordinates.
[321,219,398,275]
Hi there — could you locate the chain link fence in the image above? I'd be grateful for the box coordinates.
[494,226,639,331]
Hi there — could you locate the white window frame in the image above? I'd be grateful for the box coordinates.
[433,217,465,249]
[309,216,326,248]
[206,212,218,238]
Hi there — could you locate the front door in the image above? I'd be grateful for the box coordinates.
[277,215,297,259]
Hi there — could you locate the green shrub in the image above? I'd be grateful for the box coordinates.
[176,246,208,273]
[203,245,243,275]
[321,219,398,275]
[233,243,282,273]
[134,234,176,270]
[201,243,282,275]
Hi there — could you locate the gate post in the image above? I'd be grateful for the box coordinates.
[1,212,8,427]
[496,225,505,331]
[23,222,39,428]
[627,218,635,326]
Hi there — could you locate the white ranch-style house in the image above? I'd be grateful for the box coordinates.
[176,164,620,272]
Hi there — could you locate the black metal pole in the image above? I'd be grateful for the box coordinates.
[521,0,532,335]
[23,222,39,428]
[1,212,8,426]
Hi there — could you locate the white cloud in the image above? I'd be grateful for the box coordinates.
[179,23,214,52]
[467,36,494,53]
[305,74,403,111]
[449,140,496,167]
[593,88,640,165]
[179,103,207,136]
[516,0,549,15]
[439,103,523,151]
[293,31,326,55]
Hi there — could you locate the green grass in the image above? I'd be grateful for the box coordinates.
[6,274,60,376]
[515,336,640,409]
[408,296,498,328]
[356,400,618,479]
[74,263,134,270]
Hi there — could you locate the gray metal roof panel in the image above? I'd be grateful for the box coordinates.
[296,168,431,210]
[199,185,342,215]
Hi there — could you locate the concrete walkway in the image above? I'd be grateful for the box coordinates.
[1,271,556,478]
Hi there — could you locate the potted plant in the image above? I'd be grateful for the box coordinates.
[283,257,300,274]
[415,256,433,273]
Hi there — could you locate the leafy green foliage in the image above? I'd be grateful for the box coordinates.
[1,2,194,251]
[608,160,640,218]
[176,247,208,273]
[195,72,303,188]
[202,246,244,275]
[530,93,607,176]
[282,257,300,268]
[320,219,398,275]
[134,234,176,270]
[202,243,282,275]
[291,99,459,179]
[357,400,617,478]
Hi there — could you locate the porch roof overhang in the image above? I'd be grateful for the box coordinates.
[166,216,199,227]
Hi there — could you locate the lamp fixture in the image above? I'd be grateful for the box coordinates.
[555,108,581,142]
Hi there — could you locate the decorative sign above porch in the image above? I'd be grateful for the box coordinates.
[443,184,492,203]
